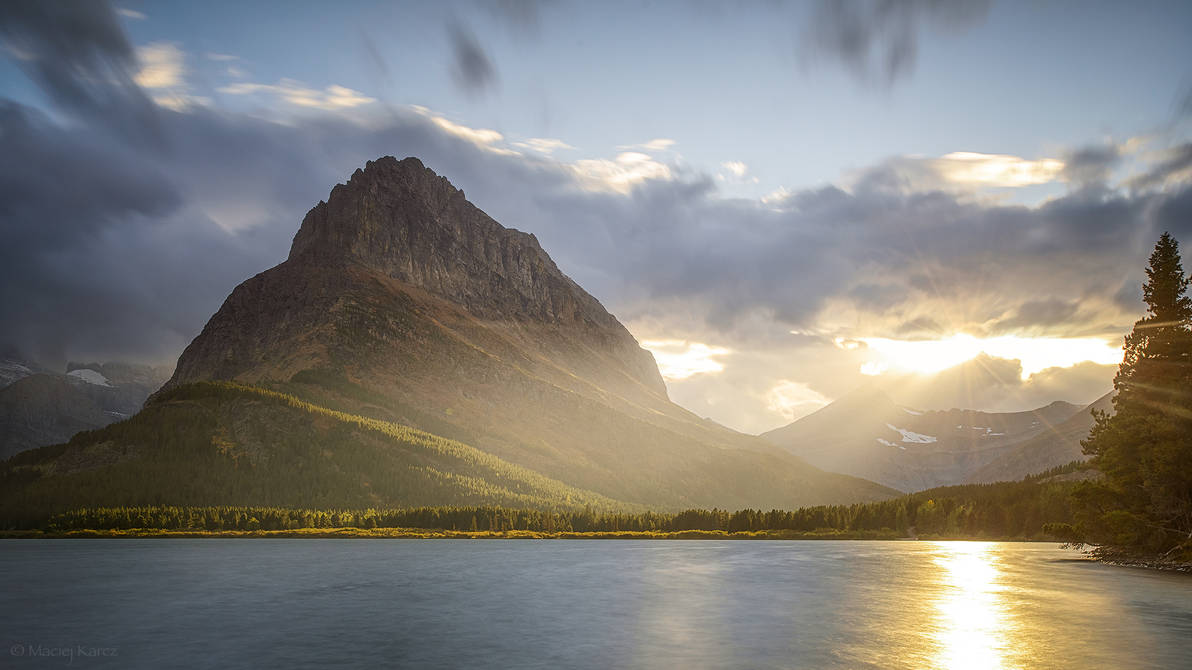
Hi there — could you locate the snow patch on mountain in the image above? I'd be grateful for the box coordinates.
[67,369,113,387]
[0,360,33,388]
[885,423,938,444]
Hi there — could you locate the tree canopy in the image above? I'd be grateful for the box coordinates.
[1072,232,1192,558]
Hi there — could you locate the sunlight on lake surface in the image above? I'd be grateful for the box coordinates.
[930,542,1007,669]
[1,540,1190,669]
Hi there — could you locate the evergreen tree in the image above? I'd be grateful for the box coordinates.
[1078,232,1192,555]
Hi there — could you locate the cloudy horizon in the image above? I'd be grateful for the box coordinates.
[1,0,1190,433]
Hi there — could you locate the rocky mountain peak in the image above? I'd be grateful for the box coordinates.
[164,157,667,399]
[287,156,602,327]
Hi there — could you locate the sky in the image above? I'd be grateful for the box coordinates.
[1,0,1190,434]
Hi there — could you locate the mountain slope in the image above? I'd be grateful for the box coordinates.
[0,382,627,524]
[0,363,170,461]
[6,157,895,511]
[966,392,1113,484]
[762,386,1082,492]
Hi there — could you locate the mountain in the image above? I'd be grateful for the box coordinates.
[762,386,1083,492]
[0,362,171,461]
[0,356,38,389]
[967,391,1113,484]
[1,157,895,517]
[0,382,626,526]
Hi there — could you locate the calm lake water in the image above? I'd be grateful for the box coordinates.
[1,540,1189,669]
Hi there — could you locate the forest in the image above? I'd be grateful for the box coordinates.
[23,463,1083,539]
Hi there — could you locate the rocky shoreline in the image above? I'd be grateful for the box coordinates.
[1089,548,1192,573]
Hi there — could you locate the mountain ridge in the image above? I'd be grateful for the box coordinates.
[5,157,896,513]
[763,386,1085,491]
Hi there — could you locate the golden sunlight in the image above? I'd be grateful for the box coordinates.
[930,542,1008,670]
[857,334,1121,379]
[640,340,731,381]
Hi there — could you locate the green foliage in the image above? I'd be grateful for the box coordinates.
[1077,232,1192,558]
[0,382,626,527]
[20,475,1079,539]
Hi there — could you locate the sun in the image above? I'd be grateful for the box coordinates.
[854,334,1122,379]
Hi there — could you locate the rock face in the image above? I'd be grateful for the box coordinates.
[156,157,895,509]
[168,157,663,402]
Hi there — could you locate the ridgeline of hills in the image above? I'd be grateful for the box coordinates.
[1,157,898,521]
[763,387,1111,492]
[0,359,171,461]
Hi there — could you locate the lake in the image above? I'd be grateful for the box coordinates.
[1,540,1189,668]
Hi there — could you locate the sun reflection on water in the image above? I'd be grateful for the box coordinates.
[930,542,1009,670]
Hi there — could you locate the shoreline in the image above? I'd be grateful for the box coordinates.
[0,527,1046,542]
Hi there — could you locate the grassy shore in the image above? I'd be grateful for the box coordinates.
[0,527,1075,541]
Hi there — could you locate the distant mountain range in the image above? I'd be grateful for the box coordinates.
[967,391,1113,484]
[0,157,896,519]
[762,386,1112,492]
[0,359,171,461]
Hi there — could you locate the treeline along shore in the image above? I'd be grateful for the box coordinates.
[0,467,1083,541]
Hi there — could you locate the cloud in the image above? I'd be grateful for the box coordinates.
[619,138,676,152]
[0,0,159,138]
[570,151,673,193]
[132,41,208,110]
[0,0,1184,430]
[205,52,238,62]
[1062,143,1122,187]
[511,137,574,155]
[992,298,1081,332]
[116,8,146,20]
[801,0,991,85]
[135,42,184,88]
[852,151,1066,193]
[883,355,1115,411]
[218,79,375,110]
[639,340,731,381]
[721,161,748,178]
[1127,142,1192,192]
[448,23,496,95]
[483,0,550,36]
[409,105,518,155]
[766,380,830,422]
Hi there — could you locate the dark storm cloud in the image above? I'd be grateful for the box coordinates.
[0,0,1184,379]
[801,0,991,85]
[0,0,158,139]
[1062,144,1121,187]
[448,23,497,94]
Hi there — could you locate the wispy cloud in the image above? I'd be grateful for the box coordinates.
[134,42,208,110]
[619,138,676,152]
[135,42,184,88]
[721,161,748,178]
[409,105,518,155]
[801,0,991,86]
[570,151,673,193]
[448,23,496,95]
[116,8,146,20]
[850,151,1066,193]
[512,137,575,155]
[219,79,375,110]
